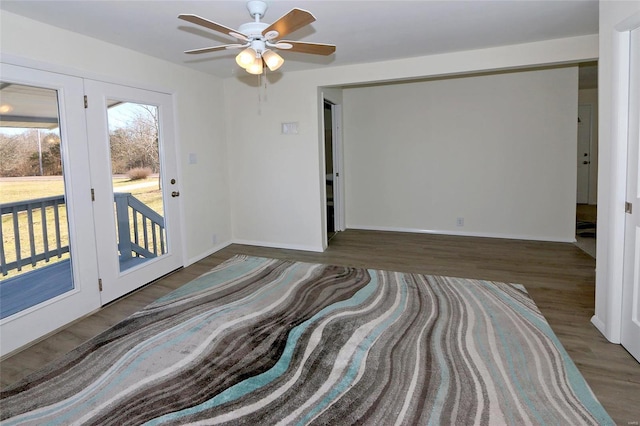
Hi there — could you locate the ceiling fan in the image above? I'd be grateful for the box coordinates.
[178,1,336,75]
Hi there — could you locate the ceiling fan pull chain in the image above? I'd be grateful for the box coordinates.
[263,68,268,102]
[257,72,262,115]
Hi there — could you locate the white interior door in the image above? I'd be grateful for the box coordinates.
[577,105,592,204]
[622,27,640,363]
[0,64,100,357]
[331,103,344,232]
[84,80,183,304]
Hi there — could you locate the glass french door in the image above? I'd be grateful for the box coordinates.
[0,64,101,357]
[84,80,183,304]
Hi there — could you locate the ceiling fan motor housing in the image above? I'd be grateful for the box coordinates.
[247,1,268,19]
[238,22,269,38]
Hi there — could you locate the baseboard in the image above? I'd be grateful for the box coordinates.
[590,315,621,344]
[185,241,233,267]
[590,315,606,336]
[232,239,324,253]
[348,225,576,243]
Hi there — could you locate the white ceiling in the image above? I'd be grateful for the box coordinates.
[1,0,598,80]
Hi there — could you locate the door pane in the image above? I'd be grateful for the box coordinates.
[106,101,166,272]
[0,83,74,318]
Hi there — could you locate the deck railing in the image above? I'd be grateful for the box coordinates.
[114,192,166,262]
[0,195,69,276]
[1,193,165,277]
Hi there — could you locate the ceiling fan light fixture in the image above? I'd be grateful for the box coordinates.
[262,49,284,71]
[235,47,257,68]
[180,1,336,76]
[246,56,264,74]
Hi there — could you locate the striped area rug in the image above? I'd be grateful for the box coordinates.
[0,255,612,425]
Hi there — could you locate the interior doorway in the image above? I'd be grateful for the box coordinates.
[324,101,335,241]
[577,104,592,203]
[323,97,344,243]
[575,63,598,258]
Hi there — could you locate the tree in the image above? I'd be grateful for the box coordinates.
[24,133,61,176]
[0,134,21,176]
[108,104,160,175]
[0,130,58,177]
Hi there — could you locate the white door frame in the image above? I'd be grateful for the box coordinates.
[621,27,640,362]
[0,63,101,357]
[593,9,640,344]
[576,104,592,204]
[84,80,184,305]
[321,96,345,247]
[331,103,344,233]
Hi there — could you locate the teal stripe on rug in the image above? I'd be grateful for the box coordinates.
[472,279,612,425]
[144,267,380,425]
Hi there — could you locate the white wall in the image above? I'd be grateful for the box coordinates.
[225,35,597,251]
[0,11,232,265]
[343,68,578,241]
[225,76,326,251]
[579,88,599,205]
[593,1,640,343]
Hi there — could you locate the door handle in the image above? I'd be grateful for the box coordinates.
[583,161,590,165]
[171,191,180,197]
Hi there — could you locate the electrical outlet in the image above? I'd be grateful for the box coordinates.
[456,217,464,227]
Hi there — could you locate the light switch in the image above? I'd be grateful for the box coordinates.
[188,153,197,164]
[281,122,299,134]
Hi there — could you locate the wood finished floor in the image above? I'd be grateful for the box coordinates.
[1,230,639,424]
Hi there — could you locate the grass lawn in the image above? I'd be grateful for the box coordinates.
[0,176,160,204]
[1,176,163,279]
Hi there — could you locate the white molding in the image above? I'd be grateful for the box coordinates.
[185,241,233,267]
[348,225,576,243]
[615,10,640,32]
[598,28,633,343]
[232,239,324,253]
[590,315,619,343]
[594,7,640,344]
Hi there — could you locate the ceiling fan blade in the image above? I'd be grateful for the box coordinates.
[262,8,315,39]
[184,44,244,54]
[280,41,336,56]
[178,14,248,41]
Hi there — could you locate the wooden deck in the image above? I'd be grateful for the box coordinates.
[0,256,150,319]
[0,260,73,319]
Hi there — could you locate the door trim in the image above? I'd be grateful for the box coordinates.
[621,26,640,362]
[331,104,345,232]
[592,10,640,344]
[576,104,592,204]
[321,98,344,247]
[0,64,101,357]
[84,80,184,305]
